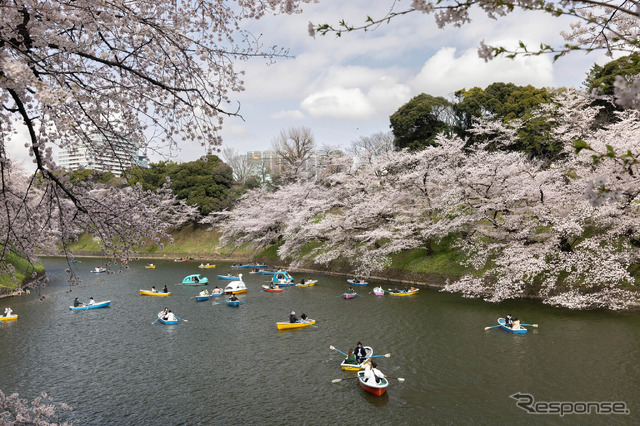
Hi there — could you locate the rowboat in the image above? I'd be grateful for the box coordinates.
[0,315,18,322]
[347,279,368,286]
[145,264,156,269]
[372,287,385,296]
[158,317,178,325]
[498,318,527,334]
[262,285,283,293]
[224,276,247,294]
[210,289,224,297]
[342,292,358,299]
[69,300,111,311]
[180,274,208,285]
[295,280,317,287]
[276,319,316,330]
[341,346,373,371]
[217,274,240,280]
[387,288,419,296]
[357,371,388,396]
[140,289,171,297]
[231,264,266,269]
[226,300,241,307]
[91,267,107,273]
[198,263,216,269]
[196,295,212,301]
[173,259,189,262]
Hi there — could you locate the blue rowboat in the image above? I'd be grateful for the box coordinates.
[158,318,178,325]
[226,300,240,307]
[196,295,212,301]
[217,275,239,280]
[181,274,208,285]
[498,318,527,334]
[69,300,111,311]
[347,279,368,286]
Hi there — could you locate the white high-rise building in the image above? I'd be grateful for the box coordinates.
[58,134,147,176]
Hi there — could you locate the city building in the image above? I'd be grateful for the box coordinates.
[245,149,329,181]
[58,134,147,176]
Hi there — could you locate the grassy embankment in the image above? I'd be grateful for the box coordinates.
[0,250,45,292]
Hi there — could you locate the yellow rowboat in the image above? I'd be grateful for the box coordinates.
[276,320,316,330]
[145,264,156,269]
[341,346,373,371]
[295,280,318,287]
[198,263,216,269]
[140,290,171,297]
[0,315,18,322]
[388,288,419,296]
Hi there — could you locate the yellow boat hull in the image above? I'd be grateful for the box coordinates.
[388,289,419,296]
[225,289,247,295]
[140,290,171,296]
[0,315,18,322]
[276,320,316,330]
[198,265,216,269]
[145,266,156,269]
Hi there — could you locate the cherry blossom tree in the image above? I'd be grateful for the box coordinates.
[218,89,640,309]
[1,0,312,280]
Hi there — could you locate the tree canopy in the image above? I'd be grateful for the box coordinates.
[389,94,452,150]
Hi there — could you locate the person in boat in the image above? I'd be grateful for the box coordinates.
[88,297,96,306]
[229,294,238,302]
[354,342,367,363]
[346,287,355,294]
[158,307,169,318]
[194,275,199,283]
[345,349,358,365]
[213,286,222,294]
[300,279,305,285]
[162,285,169,293]
[151,286,157,293]
[73,298,85,307]
[300,313,308,322]
[363,362,385,384]
[393,287,399,293]
[165,310,176,322]
[289,311,299,323]
[505,314,513,328]
[512,317,521,330]
[3,307,13,317]
[404,285,409,293]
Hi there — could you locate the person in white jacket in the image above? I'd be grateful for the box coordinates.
[363,362,385,384]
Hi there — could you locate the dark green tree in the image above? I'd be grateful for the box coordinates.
[389,94,452,150]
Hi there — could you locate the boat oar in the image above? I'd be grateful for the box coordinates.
[151,317,160,325]
[368,353,391,358]
[336,294,346,297]
[386,377,405,382]
[329,345,348,356]
[175,316,188,322]
[521,323,538,327]
[331,377,359,383]
[302,320,317,328]
[484,325,501,330]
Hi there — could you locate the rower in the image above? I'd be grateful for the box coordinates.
[289,311,299,323]
[354,342,367,363]
[162,285,169,293]
[505,314,513,328]
[3,307,13,317]
[151,286,157,293]
[165,310,176,321]
[73,298,85,307]
[364,362,385,384]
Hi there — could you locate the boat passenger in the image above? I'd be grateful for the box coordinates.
[301,313,308,322]
[3,307,13,317]
[158,308,169,318]
[229,294,238,301]
[404,285,409,293]
[194,276,199,283]
[165,310,176,322]
[151,286,157,293]
[198,289,209,297]
[162,285,168,293]
[88,297,96,306]
[354,342,367,363]
[346,287,355,294]
[505,314,513,328]
[300,279,305,285]
[73,298,84,307]
[512,317,521,330]
[289,311,299,323]
[364,362,385,384]
[213,286,222,294]
[345,349,358,365]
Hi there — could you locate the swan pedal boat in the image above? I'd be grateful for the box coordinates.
[357,371,388,396]
[387,288,419,296]
[276,319,316,330]
[341,346,373,371]
[497,318,527,334]
[0,315,18,322]
[140,290,171,296]
[224,275,247,294]
[262,285,283,293]
[69,300,111,311]
[295,280,317,287]
[347,279,368,286]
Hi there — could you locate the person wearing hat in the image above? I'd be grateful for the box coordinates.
[289,311,299,323]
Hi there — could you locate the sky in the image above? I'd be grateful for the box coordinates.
[7,0,616,166]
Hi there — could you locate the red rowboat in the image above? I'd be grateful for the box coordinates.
[357,371,388,396]
[262,285,283,293]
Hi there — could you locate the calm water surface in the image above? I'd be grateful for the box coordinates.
[0,258,638,425]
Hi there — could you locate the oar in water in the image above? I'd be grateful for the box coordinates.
[484,324,501,330]
[331,376,405,383]
[175,316,188,322]
[386,377,406,382]
[329,345,348,356]
[301,320,317,328]
[521,323,538,327]
[368,353,391,358]
[151,317,160,325]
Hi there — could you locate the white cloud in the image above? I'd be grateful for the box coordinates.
[301,87,375,120]
[271,110,305,119]
[410,47,555,97]
[220,124,251,138]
